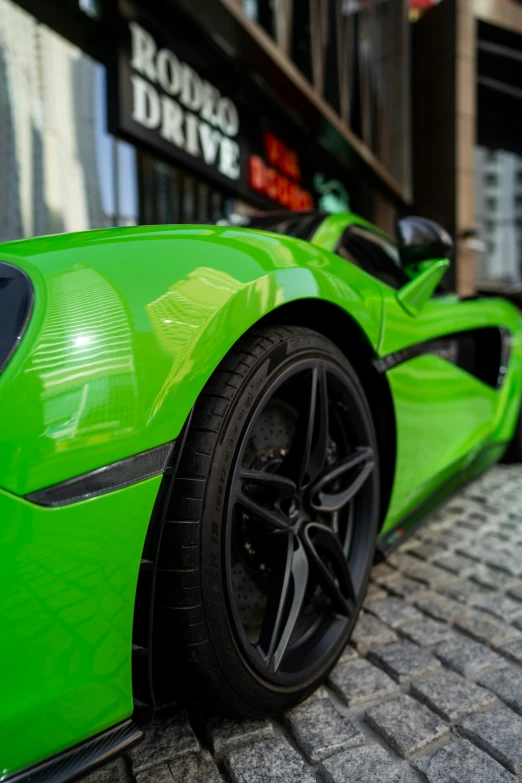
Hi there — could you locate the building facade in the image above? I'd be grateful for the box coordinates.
[475,146,522,282]
[412,0,522,293]
[0,0,411,245]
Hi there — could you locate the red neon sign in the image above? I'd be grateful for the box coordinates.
[248,132,313,211]
[264,132,301,181]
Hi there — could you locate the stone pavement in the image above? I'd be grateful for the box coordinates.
[84,465,522,783]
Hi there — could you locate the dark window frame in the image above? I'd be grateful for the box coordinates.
[334,224,409,290]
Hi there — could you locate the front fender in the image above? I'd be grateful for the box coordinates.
[0,225,382,495]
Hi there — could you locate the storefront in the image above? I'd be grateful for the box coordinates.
[0,0,410,243]
[117,10,327,223]
[412,0,522,293]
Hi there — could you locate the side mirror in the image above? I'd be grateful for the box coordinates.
[395,216,453,270]
[397,258,450,315]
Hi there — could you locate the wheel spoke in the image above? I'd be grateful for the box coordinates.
[303,522,357,616]
[236,491,292,531]
[343,502,355,557]
[310,447,374,513]
[258,534,309,673]
[283,364,329,489]
[239,470,297,498]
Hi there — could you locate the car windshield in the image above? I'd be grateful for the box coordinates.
[219,211,327,241]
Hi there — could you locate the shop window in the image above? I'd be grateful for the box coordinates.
[116,141,139,227]
[324,0,341,115]
[0,0,137,242]
[138,152,240,226]
[197,183,210,223]
[291,1,312,83]
[242,0,275,38]
[349,15,363,141]
[183,177,196,224]
[211,192,224,222]
[78,0,100,19]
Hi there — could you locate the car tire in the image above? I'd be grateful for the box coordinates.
[153,325,380,716]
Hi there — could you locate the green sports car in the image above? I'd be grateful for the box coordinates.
[1,210,522,780]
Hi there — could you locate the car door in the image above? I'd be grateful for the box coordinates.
[335,224,499,531]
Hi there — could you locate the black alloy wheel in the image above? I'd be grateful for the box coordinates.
[154,325,380,716]
[227,357,375,684]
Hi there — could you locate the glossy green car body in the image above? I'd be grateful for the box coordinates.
[1,213,522,778]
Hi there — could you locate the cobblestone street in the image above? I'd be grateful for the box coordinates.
[85,465,522,783]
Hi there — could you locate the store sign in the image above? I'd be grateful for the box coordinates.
[249,132,313,210]
[119,21,241,181]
